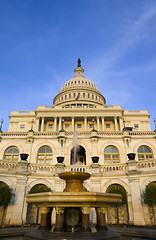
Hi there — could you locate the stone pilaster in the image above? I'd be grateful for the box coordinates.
[127,175,145,225]
[10,175,28,225]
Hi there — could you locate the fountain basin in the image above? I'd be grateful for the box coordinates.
[26,191,122,208]
[59,171,91,192]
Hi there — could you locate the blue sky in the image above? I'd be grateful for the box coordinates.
[0,0,156,131]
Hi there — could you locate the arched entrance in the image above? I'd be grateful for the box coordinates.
[142,181,156,225]
[0,181,13,225]
[70,145,86,165]
[106,184,129,225]
[26,184,52,224]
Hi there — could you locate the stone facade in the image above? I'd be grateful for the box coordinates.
[0,61,156,226]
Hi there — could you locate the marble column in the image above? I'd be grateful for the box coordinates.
[59,117,62,131]
[84,117,87,131]
[101,117,105,131]
[81,207,91,232]
[119,117,123,131]
[114,117,118,131]
[54,117,57,131]
[97,117,100,131]
[41,118,45,132]
[35,118,40,132]
[72,117,75,131]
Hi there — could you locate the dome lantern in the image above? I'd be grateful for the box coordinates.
[74,58,84,77]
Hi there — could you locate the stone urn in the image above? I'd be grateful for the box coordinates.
[91,156,99,164]
[57,156,64,163]
[127,153,136,161]
[20,153,29,161]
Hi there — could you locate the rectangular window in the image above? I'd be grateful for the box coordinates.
[20,125,25,129]
[48,124,53,129]
[77,124,81,128]
[106,124,110,128]
[65,124,69,128]
[134,124,138,128]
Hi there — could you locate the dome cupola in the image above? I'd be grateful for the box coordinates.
[53,59,106,107]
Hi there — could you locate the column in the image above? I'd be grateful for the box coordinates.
[53,207,65,232]
[35,118,40,132]
[54,117,57,131]
[114,117,118,131]
[96,208,107,231]
[72,117,75,131]
[39,207,52,230]
[41,117,45,132]
[102,117,105,131]
[59,117,62,131]
[84,117,87,131]
[81,207,91,232]
[119,117,123,131]
[97,117,100,131]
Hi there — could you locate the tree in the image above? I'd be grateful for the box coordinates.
[0,182,13,225]
[106,184,128,224]
[29,184,51,194]
[142,182,156,225]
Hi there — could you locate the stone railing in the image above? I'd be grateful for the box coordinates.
[137,159,156,169]
[28,163,56,173]
[100,163,127,172]
[128,131,155,136]
[0,159,155,174]
[0,160,19,170]
[64,165,92,173]
[1,131,155,138]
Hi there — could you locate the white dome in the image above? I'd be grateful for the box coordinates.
[53,60,106,106]
[61,76,98,92]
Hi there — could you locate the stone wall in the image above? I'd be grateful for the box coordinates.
[107,205,128,225]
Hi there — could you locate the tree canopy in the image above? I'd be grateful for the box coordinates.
[0,182,13,207]
[29,184,52,194]
[142,182,156,206]
[106,184,127,205]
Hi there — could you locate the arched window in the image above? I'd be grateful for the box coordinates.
[138,145,153,160]
[4,146,19,161]
[70,145,86,165]
[104,146,119,164]
[37,146,52,164]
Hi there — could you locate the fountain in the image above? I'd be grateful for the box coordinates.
[25,132,122,239]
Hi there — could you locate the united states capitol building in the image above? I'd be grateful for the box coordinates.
[0,60,156,226]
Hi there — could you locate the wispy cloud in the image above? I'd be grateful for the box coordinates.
[89,2,156,79]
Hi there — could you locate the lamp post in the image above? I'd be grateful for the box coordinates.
[154,118,156,132]
[0,119,4,132]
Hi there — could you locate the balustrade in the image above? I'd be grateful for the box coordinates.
[0,159,155,174]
